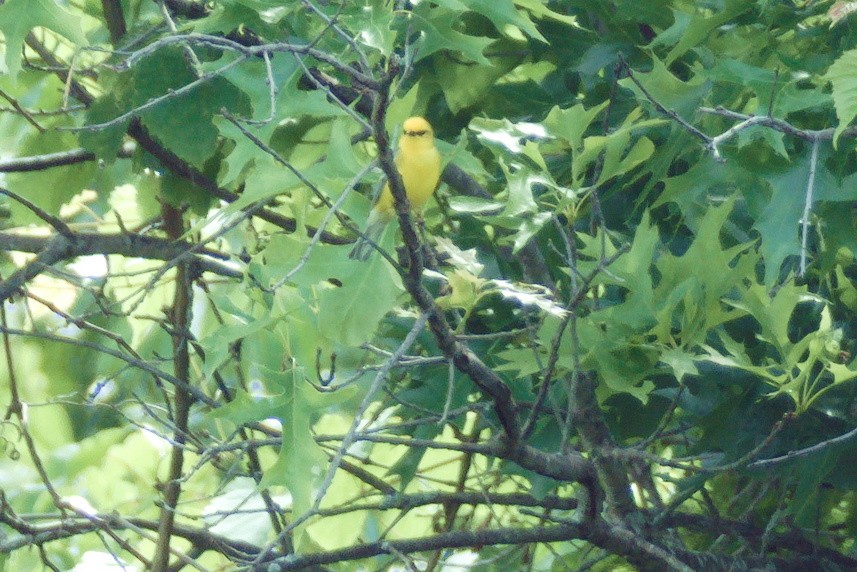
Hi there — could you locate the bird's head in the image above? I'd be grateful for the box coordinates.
[401,116,434,144]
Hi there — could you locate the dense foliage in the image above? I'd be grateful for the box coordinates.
[3,0,857,570]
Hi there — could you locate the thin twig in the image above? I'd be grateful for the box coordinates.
[117,33,379,90]
[73,54,251,131]
[618,57,711,146]
[0,89,45,132]
[699,106,857,141]
[0,187,74,238]
[0,327,216,406]
[799,137,820,277]
[268,160,376,290]
[252,313,430,565]
[747,417,851,469]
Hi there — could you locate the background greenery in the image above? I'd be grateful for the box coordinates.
[3,0,857,570]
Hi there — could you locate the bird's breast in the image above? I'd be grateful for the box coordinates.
[398,147,441,209]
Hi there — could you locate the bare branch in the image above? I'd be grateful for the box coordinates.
[0,145,133,172]
[799,137,821,276]
[117,33,379,91]
[618,57,711,146]
[0,187,73,237]
[256,524,583,571]
[699,106,857,141]
[371,68,522,441]
[0,327,217,406]
[0,230,241,303]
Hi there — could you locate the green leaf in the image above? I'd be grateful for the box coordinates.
[664,0,753,66]
[705,59,779,106]
[310,118,364,186]
[618,57,710,119]
[206,387,291,428]
[791,449,837,526]
[649,9,691,51]
[463,0,546,42]
[210,367,326,517]
[447,196,503,214]
[387,424,439,488]
[595,132,655,186]
[317,240,405,346]
[0,0,87,77]
[501,164,540,215]
[587,339,657,403]
[508,211,551,253]
[161,169,216,214]
[825,48,857,143]
[514,0,578,26]
[412,9,493,65]
[215,53,300,123]
[738,281,807,356]
[754,148,838,286]
[653,197,756,342]
[80,93,128,162]
[276,72,349,120]
[736,125,788,158]
[653,156,744,215]
[775,83,832,116]
[437,269,484,311]
[385,82,422,132]
[582,216,659,330]
[491,279,567,317]
[709,282,857,411]
[191,3,280,39]
[355,0,397,54]
[198,315,281,381]
[215,114,274,186]
[496,345,543,378]
[661,347,699,382]
[436,46,521,113]
[119,48,250,168]
[543,101,609,151]
[470,117,548,155]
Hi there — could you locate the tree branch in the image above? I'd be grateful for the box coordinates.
[370,71,522,442]
[0,230,241,304]
[152,203,194,571]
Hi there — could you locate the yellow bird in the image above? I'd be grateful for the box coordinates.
[349,116,442,261]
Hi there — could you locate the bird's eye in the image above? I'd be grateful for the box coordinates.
[405,130,428,137]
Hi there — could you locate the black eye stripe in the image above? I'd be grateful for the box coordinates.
[405,130,428,136]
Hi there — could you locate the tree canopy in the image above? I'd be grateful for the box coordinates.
[3,0,857,570]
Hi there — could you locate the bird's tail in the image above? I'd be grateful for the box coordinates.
[348,210,387,261]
